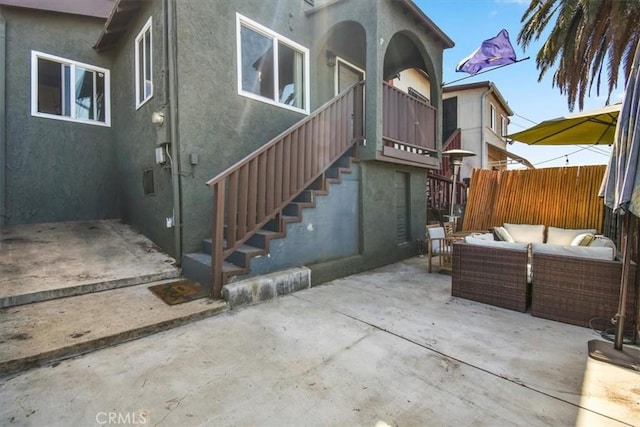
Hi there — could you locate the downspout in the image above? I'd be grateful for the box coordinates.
[165,0,182,262]
[0,14,5,226]
[479,85,492,170]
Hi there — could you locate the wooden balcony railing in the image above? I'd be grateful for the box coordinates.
[206,82,364,297]
[427,172,467,213]
[382,82,436,156]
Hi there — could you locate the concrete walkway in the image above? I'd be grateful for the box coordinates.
[1,257,638,426]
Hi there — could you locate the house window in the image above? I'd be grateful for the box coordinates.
[490,103,496,132]
[236,13,309,113]
[501,115,508,137]
[135,17,153,108]
[31,51,110,126]
[408,87,430,104]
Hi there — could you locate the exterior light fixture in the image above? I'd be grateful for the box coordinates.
[326,51,336,67]
[151,110,165,126]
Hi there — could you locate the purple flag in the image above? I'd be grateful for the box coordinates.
[456,29,517,75]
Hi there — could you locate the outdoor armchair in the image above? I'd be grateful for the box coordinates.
[426,224,453,273]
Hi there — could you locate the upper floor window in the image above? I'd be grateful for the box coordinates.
[135,17,153,108]
[490,103,496,133]
[236,13,309,114]
[501,115,508,137]
[31,51,110,126]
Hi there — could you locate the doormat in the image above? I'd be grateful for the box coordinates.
[148,279,208,305]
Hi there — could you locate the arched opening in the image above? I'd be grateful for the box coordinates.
[380,31,438,163]
[315,20,366,105]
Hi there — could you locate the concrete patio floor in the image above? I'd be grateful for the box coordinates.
[1,257,638,426]
[0,220,180,307]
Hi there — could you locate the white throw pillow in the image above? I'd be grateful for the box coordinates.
[570,233,596,246]
[493,226,515,243]
[503,223,545,243]
[547,226,598,245]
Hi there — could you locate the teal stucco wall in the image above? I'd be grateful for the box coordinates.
[106,1,177,256]
[1,7,119,224]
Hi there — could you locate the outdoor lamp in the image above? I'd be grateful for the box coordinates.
[442,149,476,226]
[151,110,165,126]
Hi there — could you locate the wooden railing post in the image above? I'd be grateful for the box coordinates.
[353,82,364,143]
[211,182,225,298]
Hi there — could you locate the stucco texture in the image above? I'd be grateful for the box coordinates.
[2,7,118,224]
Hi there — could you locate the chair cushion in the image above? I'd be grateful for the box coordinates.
[428,227,445,239]
[503,223,545,243]
[547,226,598,245]
[427,226,446,253]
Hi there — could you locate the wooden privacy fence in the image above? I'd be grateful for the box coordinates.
[462,165,607,232]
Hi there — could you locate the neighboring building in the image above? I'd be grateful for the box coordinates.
[388,68,431,105]
[0,0,454,294]
[443,81,532,181]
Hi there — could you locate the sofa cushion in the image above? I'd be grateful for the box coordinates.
[493,226,515,243]
[531,242,614,260]
[590,235,617,253]
[570,233,596,246]
[464,238,528,251]
[503,223,545,243]
[469,232,495,241]
[547,226,598,245]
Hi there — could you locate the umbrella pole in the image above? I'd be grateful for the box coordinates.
[588,213,640,370]
[614,213,632,350]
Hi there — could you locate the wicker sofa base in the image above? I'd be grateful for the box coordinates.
[531,253,637,332]
[452,243,530,312]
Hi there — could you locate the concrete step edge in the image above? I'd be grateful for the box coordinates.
[0,270,182,309]
[0,298,228,378]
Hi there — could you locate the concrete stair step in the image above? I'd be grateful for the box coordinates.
[0,269,181,309]
[0,278,227,377]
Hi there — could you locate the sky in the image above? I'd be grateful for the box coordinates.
[414,0,620,169]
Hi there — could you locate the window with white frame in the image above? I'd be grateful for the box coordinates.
[236,13,309,113]
[501,115,508,137]
[31,51,110,126]
[135,17,153,108]
[490,103,496,132]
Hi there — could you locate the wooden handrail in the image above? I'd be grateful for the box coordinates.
[207,82,364,297]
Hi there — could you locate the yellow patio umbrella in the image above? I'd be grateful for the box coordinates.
[506,103,621,145]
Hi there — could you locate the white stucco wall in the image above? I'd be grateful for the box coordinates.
[390,68,431,103]
[443,85,511,179]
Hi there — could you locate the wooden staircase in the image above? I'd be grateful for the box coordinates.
[183,83,364,297]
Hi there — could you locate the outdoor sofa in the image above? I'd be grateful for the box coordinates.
[451,223,637,330]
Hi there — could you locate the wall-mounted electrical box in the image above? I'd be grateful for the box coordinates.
[155,146,166,164]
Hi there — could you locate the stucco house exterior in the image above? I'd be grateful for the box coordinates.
[442,81,532,181]
[0,0,454,296]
